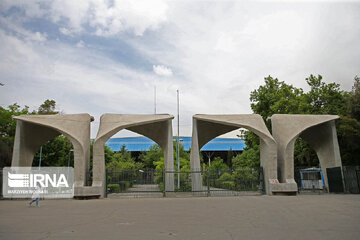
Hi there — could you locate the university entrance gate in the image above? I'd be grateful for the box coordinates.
[105,168,265,198]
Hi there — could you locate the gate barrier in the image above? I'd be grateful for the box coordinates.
[105,167,265,197]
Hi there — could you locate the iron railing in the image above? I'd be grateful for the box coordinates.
[105,167,264,197]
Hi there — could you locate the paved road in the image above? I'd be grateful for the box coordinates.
[0,194,359,240]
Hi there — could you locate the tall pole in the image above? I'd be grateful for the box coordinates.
[38,146,42,170]
[68,150,72,168]
[68,149,73,179]
[154,85,157,114]
[177,90,180,189]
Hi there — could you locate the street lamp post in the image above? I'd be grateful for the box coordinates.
[38,146,43,170]
[68,149,74,168]
[67,149,74,180]
[176,90,180,189]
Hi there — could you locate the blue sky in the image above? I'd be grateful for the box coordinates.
[0,0,359,138]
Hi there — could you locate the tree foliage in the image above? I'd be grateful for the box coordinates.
[106,145,143,172]
[349,75,360,121]
[33,135,73,167]
[38,99,58,114]
[250,76,305,124]
[208,157,229,172]
[0,100,69,168]
[0,104,32,167]
[139,144,163,169]
[232,145,260,169]
[247,74,359,167]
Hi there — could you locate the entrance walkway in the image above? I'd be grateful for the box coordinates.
[1,195,359,240]
[108,184,162,198]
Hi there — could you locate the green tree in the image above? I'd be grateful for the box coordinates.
[208,157,229,173]
[226,148,234,168]
[349,75,360,121]
[32,100,70,167]
[0,103,32,167]
[139,144,163,169]
[150,142,192,190]
[33,135,73,167]
[106,145,143,172]
[38,99,58,114]
[304,74,349,115]
[0,99,78,168]
[143,141,191,170]
[232,145,260,169]
[336,116,360,165]
[250,76,305,124]
[248,74,359,166]
[293,137,318,166]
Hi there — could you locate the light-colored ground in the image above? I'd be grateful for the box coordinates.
[107,184,261,198]
[0,194,359,240]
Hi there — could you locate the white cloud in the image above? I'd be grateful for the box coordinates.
[89,0,168,36]
[127,1,360,137]
[2,0,169,36]
[59,27,72,36]
[1,1,360,138]
[0,0,47,18]
[0,16,47,43]
[33,32,47,42]
[76,40,85,48]
[214,32,238,52]
[0,28,180,136]
[153,65,173,77]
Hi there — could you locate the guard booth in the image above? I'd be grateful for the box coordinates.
[299,168,325,190]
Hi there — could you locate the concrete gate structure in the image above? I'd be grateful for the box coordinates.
[10,113,343,197]
[269,114,342,190]
[91,114,175,197]
[11,114,91,191]
[189,114,297,195]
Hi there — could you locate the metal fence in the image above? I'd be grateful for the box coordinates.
[294,166,360,194]
[0,169,2,199]
[343,166,360,194]
[106,167,264,197]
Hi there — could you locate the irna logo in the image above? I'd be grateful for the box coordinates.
[8,172,69,188]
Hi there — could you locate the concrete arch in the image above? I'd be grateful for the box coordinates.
[270,114,342,189]
[190,114,286,195]
[91,114,175,197]
[11,114,91,189]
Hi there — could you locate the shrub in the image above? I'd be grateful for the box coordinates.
[107,184,120,193]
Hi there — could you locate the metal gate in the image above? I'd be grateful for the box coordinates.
[165,168,264,197]
[106,169,163,198]
[106,167,265,197]
[343,166,360,194]
[326,167,344,193]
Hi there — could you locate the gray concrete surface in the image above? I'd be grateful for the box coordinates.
[270,115,341,189]
[190,114,292,195]
[92,114,175,197]
[11,114,92,191]
[1,195,359,240]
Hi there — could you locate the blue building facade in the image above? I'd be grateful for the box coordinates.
[105,136,245,152]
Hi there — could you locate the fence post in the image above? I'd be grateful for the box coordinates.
[207,170,210,197]
[259,167,265,194]
[105,169,108,198]
[163,169,166,197]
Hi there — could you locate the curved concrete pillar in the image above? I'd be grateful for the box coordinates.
[190,114,280,195]
[11,114,91,189]
[92,114,174,197]
[270,114,342,189]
